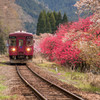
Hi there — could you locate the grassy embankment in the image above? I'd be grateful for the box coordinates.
[0,60,16,100]
[0,76,16,100]
[33,57,100,93]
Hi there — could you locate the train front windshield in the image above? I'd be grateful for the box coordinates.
[26,37,33,46]
[9,36,16,46]
[19,40,23,46]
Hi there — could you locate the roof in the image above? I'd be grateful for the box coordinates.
[9,31,33,37]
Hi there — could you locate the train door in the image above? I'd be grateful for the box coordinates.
[17,37,25,55]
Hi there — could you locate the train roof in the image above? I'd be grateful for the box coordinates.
[9,31,33,37]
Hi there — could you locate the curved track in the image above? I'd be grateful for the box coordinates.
[16,65,84,100]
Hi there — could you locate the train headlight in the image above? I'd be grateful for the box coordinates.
[11,48,16,52]
[26,48,31,52]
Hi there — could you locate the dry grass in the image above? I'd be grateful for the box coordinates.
[87,73,100,88]
[32,56,100,93]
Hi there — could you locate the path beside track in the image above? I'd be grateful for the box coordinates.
[0,56,100,100]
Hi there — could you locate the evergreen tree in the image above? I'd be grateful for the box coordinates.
[36,18,40,35]
[43,10,47,18]
[47,11,51,18]
[62,13,68,24]
[53,11,58,30]
[36,11,46,35]
[53,11,58,21]
[0,35,5,54]
[36,10,69,35]
[46,15,52,33]
[49,12,56,34]
[56,11,62,27]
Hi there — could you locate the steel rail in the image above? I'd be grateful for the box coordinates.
[16,65,47,100]
[26,64,84,100]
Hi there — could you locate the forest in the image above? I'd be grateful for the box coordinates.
[36,10,68,35]
[38,0,100,73]
[15,0,78,33]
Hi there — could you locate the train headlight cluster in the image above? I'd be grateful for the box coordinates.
[11,48,16,52]
[26,48,31,52]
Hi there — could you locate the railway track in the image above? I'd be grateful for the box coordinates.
[16,64,84,100]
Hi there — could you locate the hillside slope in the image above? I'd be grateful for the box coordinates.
[15,0,49,34]
[0,0,79,34]
[38,0,79,21]
[0,0,36,35]
[15,0,79,34]
[0,0,23,33]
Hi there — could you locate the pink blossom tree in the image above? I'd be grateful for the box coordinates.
[39,15,100,71]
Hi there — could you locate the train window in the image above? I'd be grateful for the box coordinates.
[9,36,16,39]
[9,38,16,46]
[19,39,23,46]
[26,38,33,46]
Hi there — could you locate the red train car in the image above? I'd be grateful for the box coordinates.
[8,31,34,63]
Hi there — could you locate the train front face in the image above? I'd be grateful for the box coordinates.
[9,32,34,63]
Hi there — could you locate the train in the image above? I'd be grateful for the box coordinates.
[8,31,34,63]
